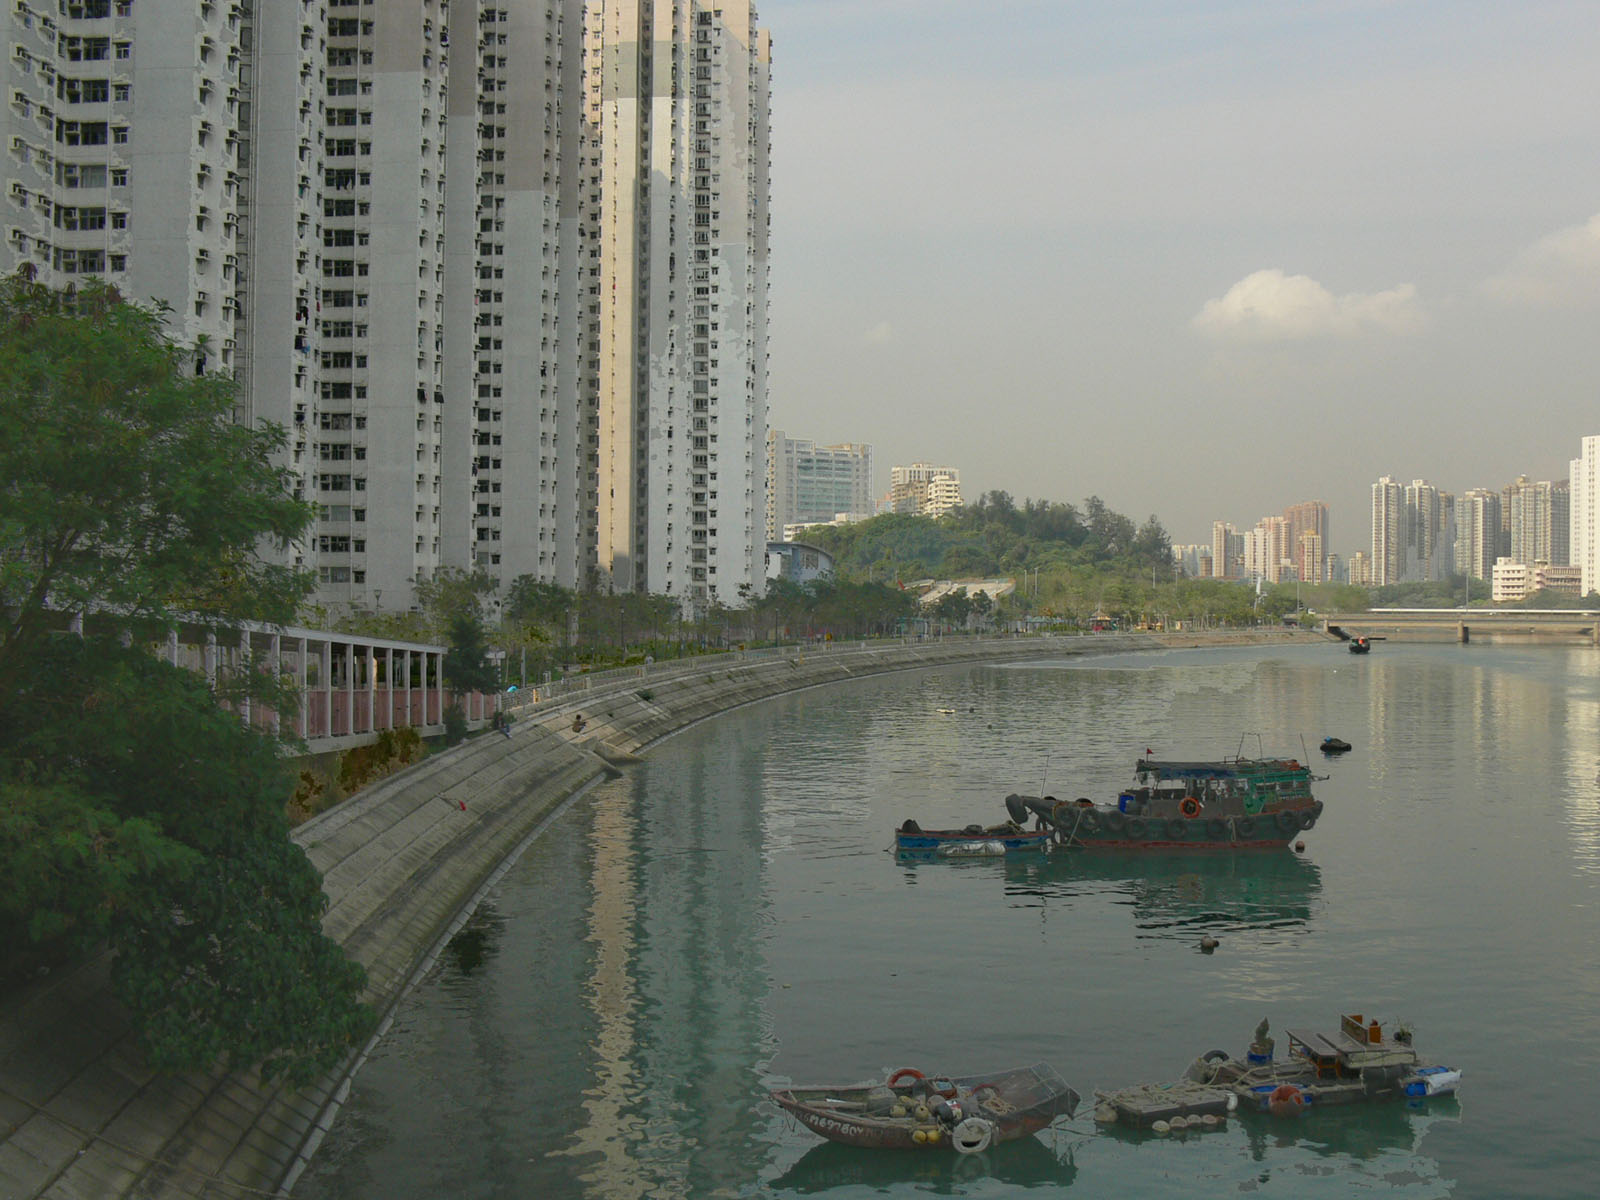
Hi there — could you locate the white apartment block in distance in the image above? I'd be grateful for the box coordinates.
[1571,436,1600,597]
[585,1,771,614]
[888,463,962,518]
[766,429,872,541]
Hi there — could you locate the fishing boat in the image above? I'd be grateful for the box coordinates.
[894,819,1055,857]
[772,1062,1079,1154]
[1319,737,1352,754]
[1004,753,1325,849]
[1097,1013,1460,1129]
[1349,636,1371,654]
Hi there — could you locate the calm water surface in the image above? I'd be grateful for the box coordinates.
[297,643,1600,1199]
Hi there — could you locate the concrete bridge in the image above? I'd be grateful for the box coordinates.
[1323,607,1600,645]
[0,629,1316,1199]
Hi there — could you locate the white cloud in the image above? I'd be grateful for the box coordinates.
[1480,213,1600,308]
[1192,269,1423,342]
[862,321,893,345]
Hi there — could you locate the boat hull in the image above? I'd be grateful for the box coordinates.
[1050,804,1322,850]
[773,1063,1079,1151]
[894,825,1054,855]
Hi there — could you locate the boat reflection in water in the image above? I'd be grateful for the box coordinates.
[771,1131,1076,1194]
[1240,1093,1462,1162]
[994,850,1323,941]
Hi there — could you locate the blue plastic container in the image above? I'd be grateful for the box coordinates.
[1118,793,1134,813]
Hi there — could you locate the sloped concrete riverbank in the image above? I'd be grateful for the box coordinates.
[0,631,1321,1198]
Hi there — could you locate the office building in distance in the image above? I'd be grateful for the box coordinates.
[765,430,872,541]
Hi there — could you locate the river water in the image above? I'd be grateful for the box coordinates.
[296,642,1600,1199]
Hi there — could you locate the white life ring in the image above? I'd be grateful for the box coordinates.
[951,1116,994,1154]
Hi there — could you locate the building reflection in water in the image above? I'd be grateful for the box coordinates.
[556,720,774,1198]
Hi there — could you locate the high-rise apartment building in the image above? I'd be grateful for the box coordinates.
[1283,501,1328,584]
[1571,437,1600,597]
[1454,487,1503,582]
[1297,532,1324,584]
[1243,515,1289,584]
[888,463,963,518]
[1346,550,1371,587]
[1370,477,1406,586]
[4,1,772,616]
[1404,479,1451,583]
[447,1,587,593]
[766,430,872,540]
[586,0,771,612]
[1503,475,1568,568]
[1550,480,1571,567]
[1210,520,1241,580]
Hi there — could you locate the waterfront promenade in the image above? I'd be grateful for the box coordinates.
[0,630,1320,1199]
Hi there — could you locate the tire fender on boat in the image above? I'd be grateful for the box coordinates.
[1078,810,1100,834]
[1102,810,1126,833]
[1297,809,1317,831]
[1276,811,1300,833]
[1235,816,1256,837]
[1124,817,1146,839]
[1166,818,1187,840]
[951,1117,994,1155]
[1206,818,1227,839]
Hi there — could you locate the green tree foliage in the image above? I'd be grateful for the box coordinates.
[0,271,371,1082]
[1,637,372,1083]
[0,270,313,687]
[1369,576,1485,608]
[442,612,498,695]
[744,577,916,639]
[412,566,497,637]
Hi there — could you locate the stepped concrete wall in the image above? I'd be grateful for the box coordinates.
[0,631,1319,1198]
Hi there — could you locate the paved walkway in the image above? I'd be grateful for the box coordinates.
[0,632,1315,1197]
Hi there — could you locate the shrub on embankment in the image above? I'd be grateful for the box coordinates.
[288,727,427,826]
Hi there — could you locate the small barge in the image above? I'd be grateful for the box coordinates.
[1097,1013,1460,1130]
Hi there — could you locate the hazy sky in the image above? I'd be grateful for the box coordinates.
[760,0,1600,553]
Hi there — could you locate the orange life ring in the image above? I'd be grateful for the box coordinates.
[1180,796,1202,818]
[887,1068,926,1089]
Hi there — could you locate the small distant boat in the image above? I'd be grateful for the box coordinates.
[1319,737,1352,754]
[1099,1012,1459,1129]
[1348,636,1371,654]
[895,820,1054,856]
[772,1062,1080,1153]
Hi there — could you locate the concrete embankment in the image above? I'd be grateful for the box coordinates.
[0,630,1319,1198]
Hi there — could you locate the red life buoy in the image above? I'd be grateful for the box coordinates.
[1180,796,1202,818]
[887,1068,926,1089]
